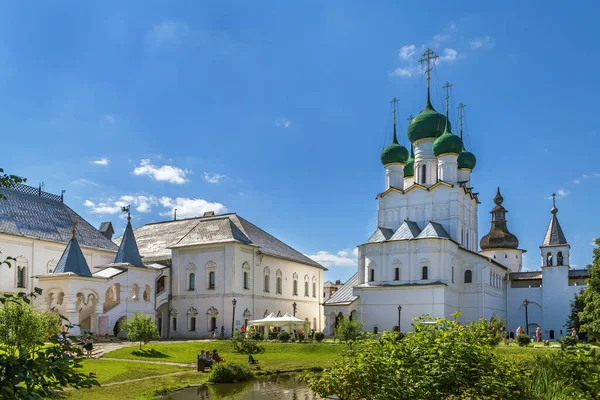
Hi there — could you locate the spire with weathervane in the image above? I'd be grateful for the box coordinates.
[114,205,145,268]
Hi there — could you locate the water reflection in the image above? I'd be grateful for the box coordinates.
[166,374,320,400]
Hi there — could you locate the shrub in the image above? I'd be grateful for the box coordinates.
[296,329,305,342]
[120,311,160,349]
[230,330,264,354]
[543,339,550,346]
[314,332,324,342]
[208,362,254,383]
[335,318,363,343]
[561,335,578,347]
[247,330,263,341]
[517,334,531,347]
[277,331,291,342]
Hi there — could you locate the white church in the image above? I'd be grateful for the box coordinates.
[323,49,589,340]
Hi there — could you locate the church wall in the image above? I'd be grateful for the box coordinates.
[0,233,115,294]
[506,284,543,337]
[541,266,573,340]
[479,249,523,273]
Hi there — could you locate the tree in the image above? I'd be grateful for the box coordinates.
[310,315,530,400]
[334,317,364,343]
[579,238,600,340]
[566,292,584,332]
[121,311,160,349]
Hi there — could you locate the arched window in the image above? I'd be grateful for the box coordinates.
[132,284,140,300]
[190,317,196,331]
[264,275,270,293]
[464,269,472,283]
[208,271,215,290]
[369,269,375,282]
[557,252,564,266]
[16,266,26,288]
[143,285,151,301]
[312,281,316,298]
[373,326,379,334]
[276,270,282,294]
[172,317,177,331]
[422,266,428,280]
[304,281,309,297]
[549,330,555,339]
[157,276,166,294]
[293,277,298,296]
[394,267,400,281]
[421,164,427,184]
[242,262,251,290]
[243,271,249,290]
[189,273,196,291]
[210,317,217,332]
[546,252,553,266]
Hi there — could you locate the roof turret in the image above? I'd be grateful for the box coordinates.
[542,194,568,246]
[114,209,145,268]
[380,99,409,166]
[52,219,93,277]
[480,188,519,250]
[456,103,476,170]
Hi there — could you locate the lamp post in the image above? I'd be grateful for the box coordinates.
[231,298,237,337]
[523,298,530,336]
[292,302,297,317]
[397,305,402,331]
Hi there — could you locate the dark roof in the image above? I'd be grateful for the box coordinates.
[116,213,325,269]
[480,188,519,250]
[324,273,358,305]
[542,214,568,246]
[569,269,589,279]
[367,228,393,243]
[53,238,93,277]
[114,220,145,267]
[417,221,450,239]
[510,269,589,280]
[99,222,114,235]
[390,220,421,240]
[0,184,118,252]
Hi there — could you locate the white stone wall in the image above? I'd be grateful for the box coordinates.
[479,249,524,273]
[169,244,324,338]
[0,233,115,293]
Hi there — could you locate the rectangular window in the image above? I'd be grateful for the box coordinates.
[394,268,400,281]
[172,318,177,332]
[243,271,249,290]
[369,269,375,282]
[422,266,428,280]
[208,271,215,290]
[190,317,196,331]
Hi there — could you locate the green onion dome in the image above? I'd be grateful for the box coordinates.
[404,145,415,177]
[432,119,462,156]
[380,125,409,166]
[407,92,450,143]
[457,146,477,170]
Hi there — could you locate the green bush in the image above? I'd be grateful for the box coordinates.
[230,330,264,354]
[208,362,254,383]
[277,331,291,342]
[314,332,324,342]
[517,334,531,347]
[296,329,305,342]
[335,318,363,343]
[247,330,263,341]
[561,335,578,347]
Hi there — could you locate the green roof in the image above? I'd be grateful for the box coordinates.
[432,116,462,156]
[407,90,450,143]
[380,123,409,166]
[458,147,477,170]
[404,144,415,177]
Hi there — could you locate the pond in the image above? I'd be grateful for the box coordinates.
[166,374,320,399]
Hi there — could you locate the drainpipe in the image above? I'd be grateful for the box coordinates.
[167,260,173,339]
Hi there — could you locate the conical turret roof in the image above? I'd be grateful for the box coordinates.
[542,199,568,246]
[53,223,93,277]
[114,217,145,267]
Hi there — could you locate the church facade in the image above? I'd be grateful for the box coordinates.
[324,49,588,340]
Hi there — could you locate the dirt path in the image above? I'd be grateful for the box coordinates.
[100,357,194,367]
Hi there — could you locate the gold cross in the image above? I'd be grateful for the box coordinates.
[418,48,439,87]
[442,82,453,113]
[457,103,466,136]
[390,97,400,124]
[71,218,78,240]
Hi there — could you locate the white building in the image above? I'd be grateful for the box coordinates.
[125,212,326,338]
[0,184,159,336]
[324,63,588,339]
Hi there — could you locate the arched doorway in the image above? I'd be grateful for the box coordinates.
[114,316,127,337]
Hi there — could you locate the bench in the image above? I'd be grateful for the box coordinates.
[197,356,211,372]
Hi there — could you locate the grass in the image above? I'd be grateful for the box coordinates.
[77,359,192,385]
[105,341,344,373]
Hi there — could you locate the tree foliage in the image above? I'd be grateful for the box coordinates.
[310,315,530,400]
[334,317,363,343]
[579,238,600,340]
[566,292,585,332]
[230,330,264,354]
[120,311,160,349]
[0,168,24,200]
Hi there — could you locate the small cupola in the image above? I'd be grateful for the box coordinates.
[380,98,409,166]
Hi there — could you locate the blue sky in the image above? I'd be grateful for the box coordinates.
[1,1,599,282]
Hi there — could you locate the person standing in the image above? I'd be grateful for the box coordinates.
[84,338,93,358]
[535,327,542,343]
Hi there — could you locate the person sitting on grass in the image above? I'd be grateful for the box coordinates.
[248,354,258,365]
[212,349,225,363]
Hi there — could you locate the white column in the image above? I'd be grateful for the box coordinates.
[414,139,435,186]
[385,163,405,190]
[438,154,459,184]
[457,169,471,185]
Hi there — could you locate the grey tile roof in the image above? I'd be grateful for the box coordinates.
[0,185,118,252]
[390,220,421,240]
[416,221,450,239]
[367,228,393,243]
[117,213,325,269]
[114,220,145,268]
[543,214,568,246]
[53,238,92,277]
[324,273,358,305]
[569,269,589,278]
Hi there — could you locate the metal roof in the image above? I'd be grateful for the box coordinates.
[542,214,568,246]
[114,220,145,268]
[324,273,358,305]
[53,238,92,277]
[367,228,393,243]
[416,221,450,239]
[390,220,421,240]
[0,184,117,252]
[116,213,325,269]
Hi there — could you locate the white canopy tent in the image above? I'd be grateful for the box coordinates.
[247,313,309,339]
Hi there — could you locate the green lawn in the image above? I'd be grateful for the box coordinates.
[78,359,192,384]
[105,341,344,373]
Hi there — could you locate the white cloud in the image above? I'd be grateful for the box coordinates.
[133,159,190,184]
[91,157,109,166]
[437,48,458,63]
[432,23,456,48]
[146,20,191,47]
[104,114,115,124]
[275,118,292,128]
[304,248,358,267]
[572,179,580,184]
[72,178,97,186]
[390,65,423,78]
[471,36,495,50]
[557,189,568,197]
[159,197,227,219]
[204,172,225,184]
[399,44,417,60]
[84,195,158,214]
